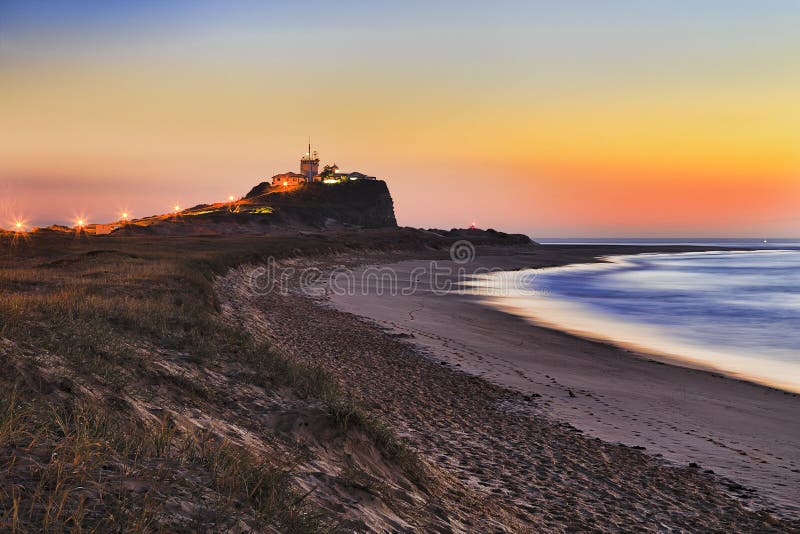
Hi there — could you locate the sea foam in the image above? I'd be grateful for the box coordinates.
[470,250,800,393]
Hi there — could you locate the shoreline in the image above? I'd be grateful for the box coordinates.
[323,245,800,519]
[470,249,800,394]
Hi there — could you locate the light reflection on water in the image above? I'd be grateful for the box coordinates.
[477,250,800,393]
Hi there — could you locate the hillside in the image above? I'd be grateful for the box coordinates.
[106,180,397,236]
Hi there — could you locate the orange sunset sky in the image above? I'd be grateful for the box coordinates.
[1,1,799,237]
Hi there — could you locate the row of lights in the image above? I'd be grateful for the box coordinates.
[8,195,241,234]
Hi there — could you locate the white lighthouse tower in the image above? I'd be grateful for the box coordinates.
[300,139,320,181]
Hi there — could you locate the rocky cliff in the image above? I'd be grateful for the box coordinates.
[245,179,397,229]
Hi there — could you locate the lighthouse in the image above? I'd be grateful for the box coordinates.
[270,141,379,186]
[300,140,320,180]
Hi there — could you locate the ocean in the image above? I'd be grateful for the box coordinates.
[536,238,800,249]
[473,245,800,393]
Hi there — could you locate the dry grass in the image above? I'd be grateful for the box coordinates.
[242,341,428,487]
[0,388,326,532]
[0,230,467,531]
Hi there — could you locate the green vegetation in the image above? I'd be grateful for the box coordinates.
[185,209,217,216]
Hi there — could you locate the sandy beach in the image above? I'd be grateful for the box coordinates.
[323,246,800,520]
[208,243,800,530]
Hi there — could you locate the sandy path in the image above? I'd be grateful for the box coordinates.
[326,254,800,520]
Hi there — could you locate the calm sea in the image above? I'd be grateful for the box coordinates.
[536,237,800,249]
[474,243,800,393]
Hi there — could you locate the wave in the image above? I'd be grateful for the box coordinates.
[467,250,800,393]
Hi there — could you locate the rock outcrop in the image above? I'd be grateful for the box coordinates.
[113,179,397,236]
[245,179,397,229]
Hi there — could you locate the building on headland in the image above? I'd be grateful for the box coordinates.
[271,142,377,187]
[300,142,320,180]
[270,171,307,187]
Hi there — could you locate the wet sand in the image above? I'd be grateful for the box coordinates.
[326,249,800,519]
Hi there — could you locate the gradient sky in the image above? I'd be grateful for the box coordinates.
[1,1,798,236]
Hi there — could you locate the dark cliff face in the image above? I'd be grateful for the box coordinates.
[247,180,397,229]
[111,180,397,236]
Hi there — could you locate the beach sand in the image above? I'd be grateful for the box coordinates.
[213,244,800,530]
[325,247,800,520]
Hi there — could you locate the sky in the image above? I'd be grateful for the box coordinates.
[1,1,798,237]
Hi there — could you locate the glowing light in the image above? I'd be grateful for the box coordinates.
[323,178,339,184]
[8,218,29,242]
[283,181,288,187]
[228,195,235,202]
[121,212,129,220]
[174,205,181,213]
[76,219,85,227]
